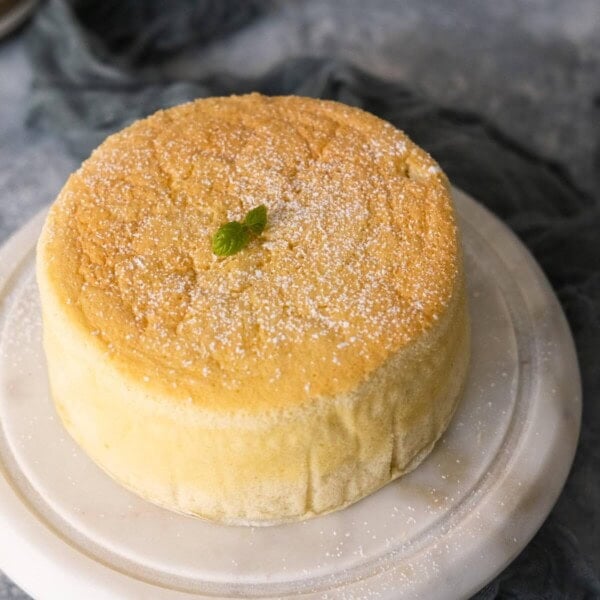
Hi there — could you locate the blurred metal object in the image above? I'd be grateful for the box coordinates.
[0,0,37,39]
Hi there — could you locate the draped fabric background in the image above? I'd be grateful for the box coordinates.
[2,0,600,597]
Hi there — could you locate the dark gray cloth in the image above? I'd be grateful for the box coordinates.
[24,1,600,598]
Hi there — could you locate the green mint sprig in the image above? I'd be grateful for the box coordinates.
[212,204,268,256]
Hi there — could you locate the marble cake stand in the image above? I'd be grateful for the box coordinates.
[0,189,581,599]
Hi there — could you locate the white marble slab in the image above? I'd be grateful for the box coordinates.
[0,189,581,599]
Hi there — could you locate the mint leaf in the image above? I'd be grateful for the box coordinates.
[211,205,268,257]
[243,204,267,235]
[212,221,250,256]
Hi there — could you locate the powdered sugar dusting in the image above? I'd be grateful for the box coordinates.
[44,94,459,405]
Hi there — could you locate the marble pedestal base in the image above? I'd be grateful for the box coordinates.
[0,189,581,599]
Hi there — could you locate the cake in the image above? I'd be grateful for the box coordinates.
[36,94,470,525]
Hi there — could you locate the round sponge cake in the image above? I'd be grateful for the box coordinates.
[36,94,470,524]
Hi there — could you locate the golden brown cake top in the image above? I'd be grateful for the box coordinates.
[39,94,460,412]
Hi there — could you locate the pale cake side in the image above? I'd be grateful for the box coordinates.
[37,94,470,524]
